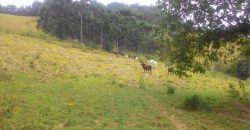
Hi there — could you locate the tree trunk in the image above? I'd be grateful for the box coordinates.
[116,33,119,52]
[101,24,103,48]
[80,15,83,43]
[210,61,215,72]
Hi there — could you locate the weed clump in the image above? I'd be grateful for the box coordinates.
[166,84,176,95]
[183,95,211,112]
[118,83,129,88]
[29,61,36,69]
[138,77,146,90]
[227,81,249,106]
[227,83,240,98]
[111,79,116,85]
[239,81,249,102]
[0,68,14,81]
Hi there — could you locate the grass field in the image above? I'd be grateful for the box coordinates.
[0,13,250,130]
[0,13,37,32]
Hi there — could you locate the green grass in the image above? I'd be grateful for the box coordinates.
[0,73,175,129]
[0,13,250,129]
[147,86,250,130]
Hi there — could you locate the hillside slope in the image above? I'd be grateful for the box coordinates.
[0,13,37,32]
[0,13,250,130]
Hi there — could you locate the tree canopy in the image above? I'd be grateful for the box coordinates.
[157,0,250,78]
[37,0,167,55]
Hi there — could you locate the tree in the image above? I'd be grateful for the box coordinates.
[38,0,75,39]
[5,5,17,14]
[157,0,250,78]
[31,1,43,15]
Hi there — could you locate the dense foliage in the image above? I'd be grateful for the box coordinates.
[227,58,250,80]
[157,0,250,78]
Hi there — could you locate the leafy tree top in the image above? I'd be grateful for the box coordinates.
[157,0,250,40]
[157,0,250,78]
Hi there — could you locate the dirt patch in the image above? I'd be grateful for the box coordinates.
[232,101,250,120]
[127,121,136,127]
[216,112,250,125]
[215,100,250,125]
[95,117,102,126]
[53,123,65,129]
[108,121,118,129]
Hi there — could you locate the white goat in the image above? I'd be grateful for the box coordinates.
[148,60,157,68]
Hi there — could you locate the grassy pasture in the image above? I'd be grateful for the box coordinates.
[0,73,176,129]
[0,13,37,32]
[0,13,250,129]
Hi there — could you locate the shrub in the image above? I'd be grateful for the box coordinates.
[227,83,240,98]
[183,95,211,112]
[239,81,249,105]
[118,83,129,88]
[111,79,116,85]
[166,84,176,95]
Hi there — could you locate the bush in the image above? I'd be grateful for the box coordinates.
[227,83,240,98]
[111,79,116,85]
[227,82,249,106]
[239,81,249,105]
[183,95,211,112]
[166,84,176,94]
[118,83,129,88]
